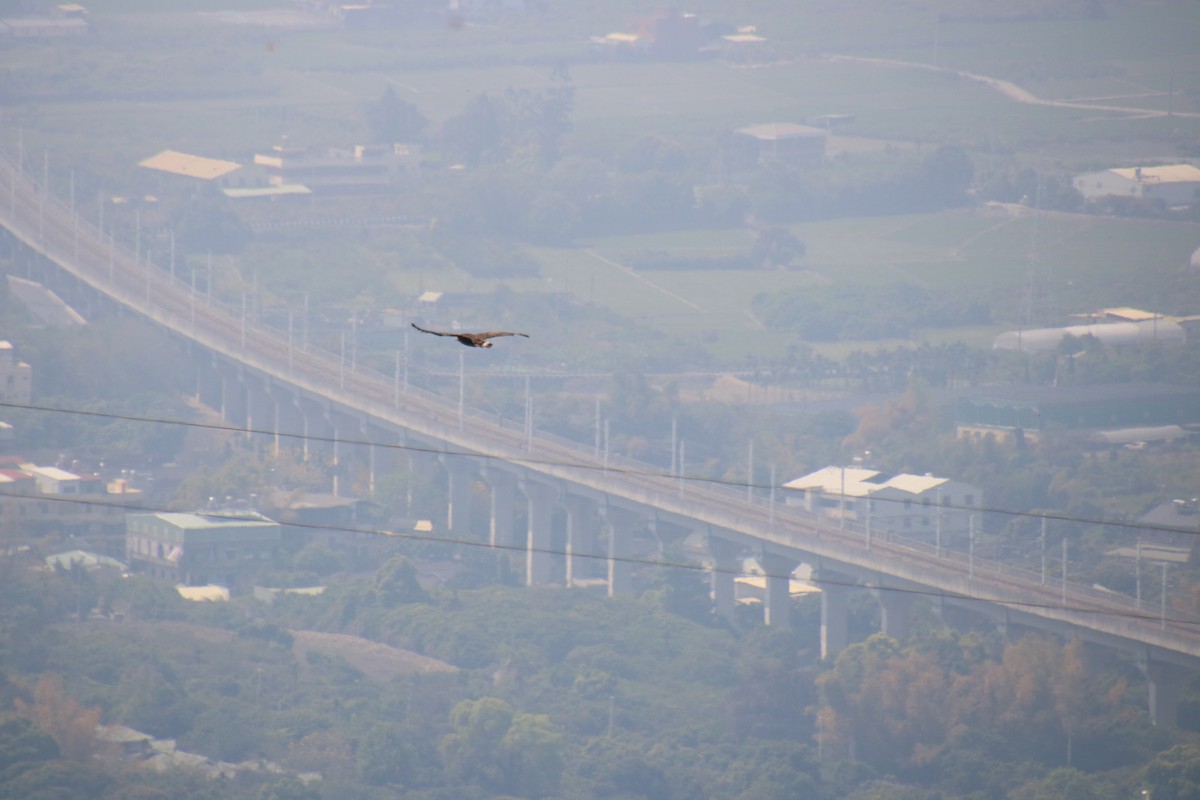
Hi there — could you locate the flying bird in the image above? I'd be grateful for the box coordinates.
[411,323,529,349]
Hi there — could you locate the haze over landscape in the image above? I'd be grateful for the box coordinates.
[2,1,1200,799]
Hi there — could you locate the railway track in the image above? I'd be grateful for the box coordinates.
[3,149,1198,660]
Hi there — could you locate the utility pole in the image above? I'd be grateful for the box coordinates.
[1040,516,1047,585]
[746,439,754,502]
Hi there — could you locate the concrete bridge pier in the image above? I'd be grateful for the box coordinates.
[708,536,741,622]
[441,456,478,541]
[269,390,303,458]
[600,504,641,597]
[760,551,799,628]
[1139,656,1189,727]
[364,424,403,501]
[326,412,348,497]
[245,374,273,442]
[351,416,383,497]
[292,398,328,464]
[194,354,223,412]
[876,587,915,642]
[331,411,375,498]
[563,494,598,587]
[815,569,852,659]
[521,480,558,586]
[483,466,518,549]
[219,366,248,429]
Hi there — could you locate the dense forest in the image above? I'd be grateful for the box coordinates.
[2,546,1200,800]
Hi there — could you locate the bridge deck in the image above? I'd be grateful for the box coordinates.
[2,148,1197,664]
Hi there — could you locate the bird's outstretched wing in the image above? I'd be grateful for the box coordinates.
[412,323,529,347]
[475,331,530,341]
[411,323,456,337]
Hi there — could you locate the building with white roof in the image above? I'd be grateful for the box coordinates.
[0,341,32,405]
[782,466,981,545]
[1073,163,1200,206]
[20,464,84,495]
[735,122,828,167]
[992,318,1186,353]
[126,512,281,593]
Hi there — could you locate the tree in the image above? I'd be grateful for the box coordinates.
[440,697,514,789]
[918,145,974,208]
[0,713,59,773]
[291,542,344,578]
[498,712,564,799]
[752,226,806,269]
[440,93,502,166]
[0,759,112,800]
[1008,767,1119,800]
[499,86,574,165]
[170,192,252,256]
[13,675,103,762]
[365,85,428,143]
[357,722,416,786]
[1140,744,1200,800]
[256,776,320,800]
[372,555,429,607]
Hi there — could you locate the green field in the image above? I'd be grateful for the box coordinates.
[3,1,1199,367]
[364,208,1200,362]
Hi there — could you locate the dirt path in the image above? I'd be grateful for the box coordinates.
[584,249,707,312]
[825,54,1200,120]
[290,630,458,680]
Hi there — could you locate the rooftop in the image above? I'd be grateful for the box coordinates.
[736,122,828,141]
[1110,164,1200,183]
[784,466,958,498]
[21,464,81,482]
[138,150,242,181]
[144,512,278,530]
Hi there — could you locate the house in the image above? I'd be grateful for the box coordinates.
[592,9,701,58]
[1073,163,1200,207]
[252,142,420,195]
[1105,498,1199,565]
[0,341,32,404]
[125,512,281,593]
[138,150,243,183]
[21,464,86,495]
[782,466,981,544]
[993,318,1185,352]
[43,549,126,573]
[0,461,131,536]
[734,123,828,168]
[956,382,1200,442]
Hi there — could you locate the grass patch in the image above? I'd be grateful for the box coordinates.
[516,208,1200,363]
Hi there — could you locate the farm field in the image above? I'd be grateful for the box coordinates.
[1,0,1197,371]
[509,209,1198,361]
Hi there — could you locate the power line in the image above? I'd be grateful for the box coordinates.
[1,399,1197,539]
[12,489,1199,630]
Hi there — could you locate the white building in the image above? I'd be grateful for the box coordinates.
[1073,164,1200,206]
[252,142,420,195]
[0,341,32,405]
[735,123,828,167]
[782,466,981,543]
[20,464,84,495]
[993,318,1185,353]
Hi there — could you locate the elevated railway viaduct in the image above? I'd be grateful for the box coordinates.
[1,147,1196,725]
